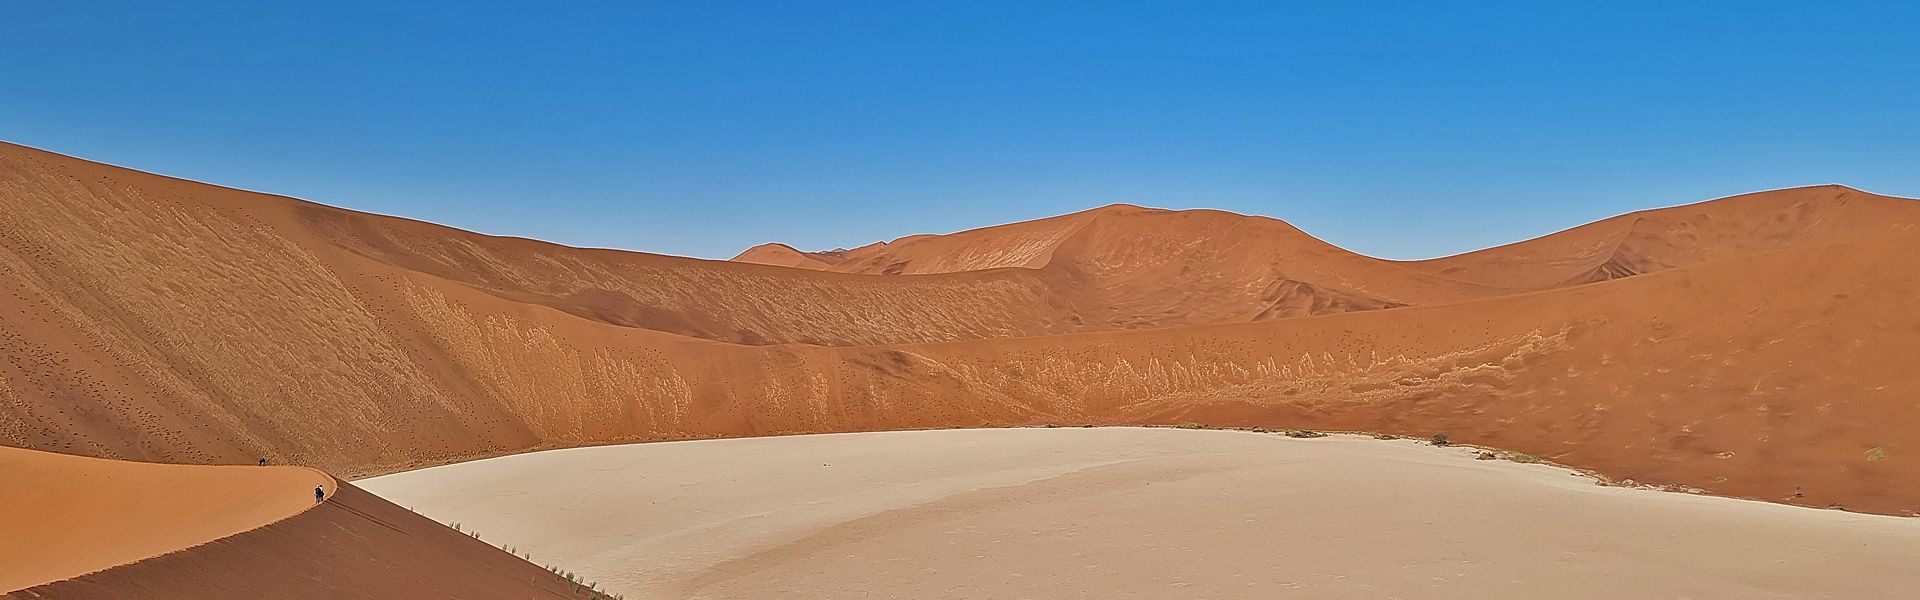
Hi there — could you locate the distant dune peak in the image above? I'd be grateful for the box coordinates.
[730,242,846,269]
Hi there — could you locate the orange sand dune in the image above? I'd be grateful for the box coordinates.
[729,187,1920,325]
[3,140,1918,518]
[730,242,844,270]
[742,186,1920,303]
[3,475,618,599]
[812,230,1920,514]
[0,445,328,592]
[741,205,1102,274]
[736,203,1508,323]
[1402,185,1920,288]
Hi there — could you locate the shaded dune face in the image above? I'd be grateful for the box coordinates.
[0,446,330,592]
[1,482,608,599]
[3,140,1919,515]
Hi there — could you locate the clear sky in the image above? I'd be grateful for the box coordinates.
[4,1,1916,260]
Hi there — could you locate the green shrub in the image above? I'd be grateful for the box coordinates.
[1430,433,1450,446]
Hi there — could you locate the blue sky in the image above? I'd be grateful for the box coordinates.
[4,1,1916,260]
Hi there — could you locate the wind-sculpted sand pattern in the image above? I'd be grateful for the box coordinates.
[918,327,1570,419]
[3,141,1919,516]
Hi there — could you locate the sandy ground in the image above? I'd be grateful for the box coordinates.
[361,428,1920,599]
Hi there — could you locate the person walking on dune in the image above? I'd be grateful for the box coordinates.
[315,484,325,503]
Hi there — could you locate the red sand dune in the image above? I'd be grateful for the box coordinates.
[1402,185,1920,288]
[736,203,1509,324]
[0,445,328,592]
[3,478,617,599]
[729,242,844,270]
[2,139,1918,522]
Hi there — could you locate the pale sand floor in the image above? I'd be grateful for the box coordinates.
[360,428,1920,599]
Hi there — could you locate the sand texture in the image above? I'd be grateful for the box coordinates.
[3,480,623,599]
[0,445,328,592]
[3,140,1919,518]
[362,428,1920,600]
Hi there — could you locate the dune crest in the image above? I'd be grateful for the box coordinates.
[2,478,614,599]
[3,140,1918,516]
[0,446,329,592]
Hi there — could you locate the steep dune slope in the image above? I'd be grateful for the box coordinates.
[1402,185,1920,288]
[814,231,1920,514]
[3,481,617,599]
[0,140,1478,476]
[291,202,1089,345]
[0,446,329,592]
[0,140,1081,474]
[3,141,1918,515]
